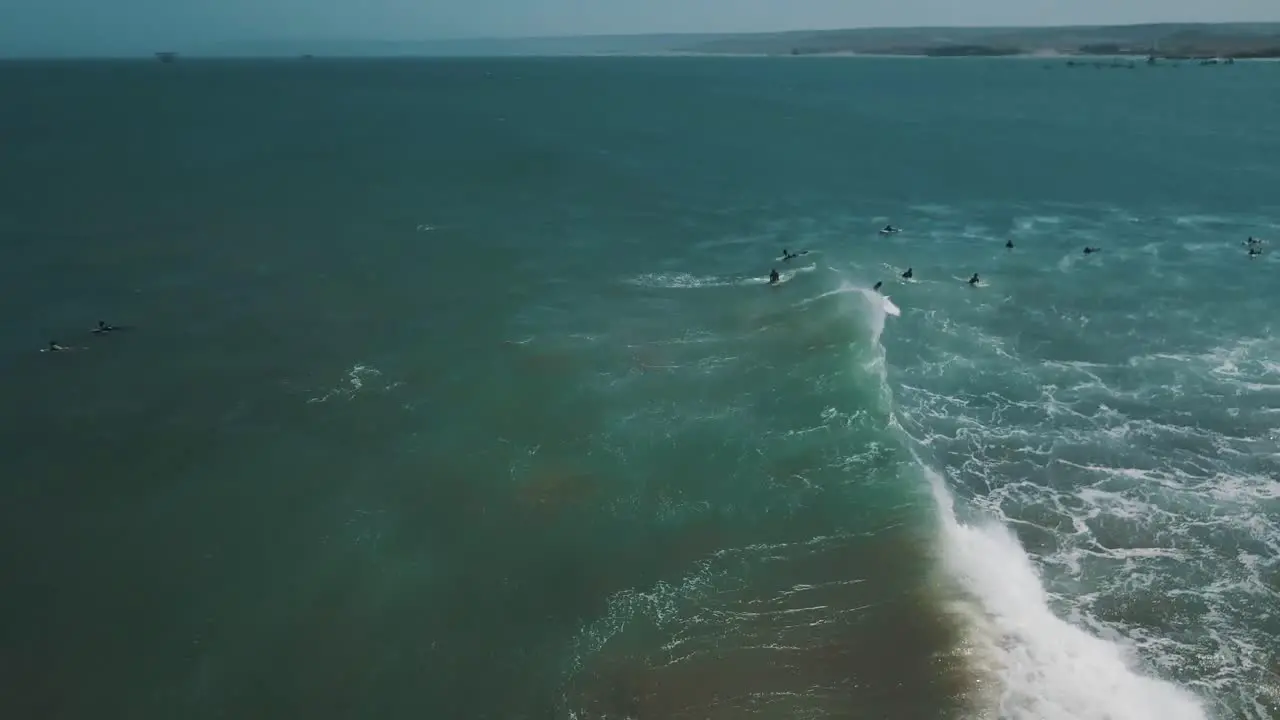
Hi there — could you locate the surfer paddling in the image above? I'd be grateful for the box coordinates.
[43,340,82,353]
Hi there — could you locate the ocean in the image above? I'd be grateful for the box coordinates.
[1,55,1278,719]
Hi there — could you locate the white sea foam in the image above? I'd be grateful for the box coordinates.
[626,271,731,289]
[890,280,1280,717]
[856,225,1244,719]
[627,264,817,289]
[306,364,399,403]
[922,464,1209,720]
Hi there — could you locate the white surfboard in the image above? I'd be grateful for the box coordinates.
[883,296,902,316]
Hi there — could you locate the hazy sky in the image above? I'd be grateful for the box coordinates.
[2,0,1278,56]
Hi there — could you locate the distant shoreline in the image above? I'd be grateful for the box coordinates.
[674,50,1280,60]
[6,21,1280,61]
[220,21,1280,61]
[5,51,1280,63]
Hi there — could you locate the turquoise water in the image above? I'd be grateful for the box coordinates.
[1,57,1278,719]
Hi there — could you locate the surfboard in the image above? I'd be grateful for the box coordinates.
[775,251,812,262]
[883,296,902,317]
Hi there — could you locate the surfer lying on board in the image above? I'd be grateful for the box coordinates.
[92,321,120,334]
[1084,246,1101,255]
[45,340,79,352]
[782,249,809,261]
[769,269,780,285]
[901,267,913,279]
[968,273,981,285]
[880,225,900,235]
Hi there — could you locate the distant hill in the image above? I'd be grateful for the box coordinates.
[675,23,1280,58]
[196,23,1280,60]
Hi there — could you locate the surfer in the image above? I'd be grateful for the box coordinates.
[46,340,71,352]
[769,269,780,285]
[873,281,883,292]
[1083,246,1100,255]
[1248,246,1262,258]
[1005,239,1014,249]
[901,267,913,279]
[880,225,900,235]
[968,273,981,286]
[92,321,119,334]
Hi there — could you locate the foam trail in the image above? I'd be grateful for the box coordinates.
[921,465,1208,720]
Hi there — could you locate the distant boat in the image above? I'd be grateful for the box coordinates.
[155,52,177,63]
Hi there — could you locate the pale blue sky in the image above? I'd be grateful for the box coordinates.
[2,0,1278,56]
